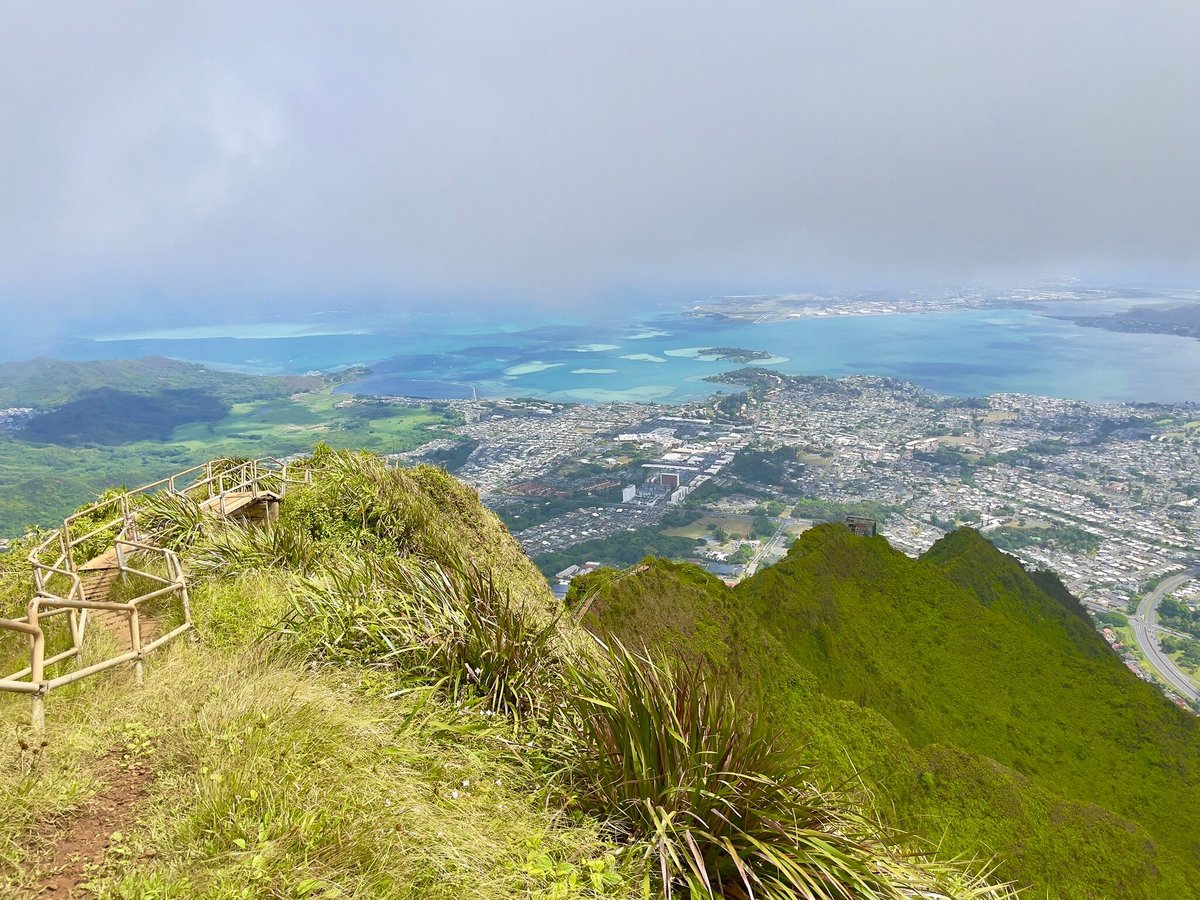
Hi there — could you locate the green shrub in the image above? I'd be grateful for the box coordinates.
[556,639,1009,899]
[285,555,561,722]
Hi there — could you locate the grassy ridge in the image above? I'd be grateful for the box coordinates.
[1,612,624,898]
[574,532,1200,897]
[744,527,1200,858]
[0,455,633,897]
[0,451,1010,898]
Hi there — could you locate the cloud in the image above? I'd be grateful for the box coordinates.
[1,1,1197,326]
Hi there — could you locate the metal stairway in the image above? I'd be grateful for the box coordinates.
[0,457,310,738]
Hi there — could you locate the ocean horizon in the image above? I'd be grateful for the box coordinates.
[7,301,1200,406]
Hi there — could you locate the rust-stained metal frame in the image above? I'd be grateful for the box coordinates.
[0,457,311,738]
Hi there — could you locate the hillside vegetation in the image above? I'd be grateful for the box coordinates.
[22,388,229,446]
[0,357,317,409]
[0,361,458,534]
[574,526,1200,897]
[0,449,1011,899]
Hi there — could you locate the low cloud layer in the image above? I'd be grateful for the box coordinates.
[2,1,1198,324]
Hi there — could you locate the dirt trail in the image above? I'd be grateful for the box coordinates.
[25,753,153,899]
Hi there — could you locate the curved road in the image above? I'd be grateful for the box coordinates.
[1131,569,1199,703]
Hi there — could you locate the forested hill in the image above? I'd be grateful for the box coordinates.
[0,359,446,536]
[0,356,317,408]
[574,524,1200,897]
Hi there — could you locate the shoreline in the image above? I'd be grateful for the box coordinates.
[9,297,1200,407]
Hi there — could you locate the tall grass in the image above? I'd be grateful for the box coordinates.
[138,490,209,552]
[188,519,321,578]
[557,639,1014,900]
[0,451,1018,898]
[0,535,33,618]
[1,641,632,899]
[286,554,562,721]
[282,448,463,565]
[281,446,554,606]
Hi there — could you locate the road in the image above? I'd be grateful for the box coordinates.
[1130,569,1200,703]
[743,517,805,578]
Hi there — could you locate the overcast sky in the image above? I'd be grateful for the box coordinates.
[1,1,1198,325]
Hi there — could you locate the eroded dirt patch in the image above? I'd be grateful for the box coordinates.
[26,751,153,899]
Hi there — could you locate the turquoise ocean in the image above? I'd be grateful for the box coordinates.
[8,300,1200,405]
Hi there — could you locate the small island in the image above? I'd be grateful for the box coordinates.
[697,347,775,363]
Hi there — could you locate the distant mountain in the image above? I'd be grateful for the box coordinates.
[0,357,326,531]
[574,524,1200,897]
[0,356,317,409]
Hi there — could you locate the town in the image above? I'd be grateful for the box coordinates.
[378,369,1200,709]
[682,285,1151,323]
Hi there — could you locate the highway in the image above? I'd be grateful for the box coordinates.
[1130,569,1200,703]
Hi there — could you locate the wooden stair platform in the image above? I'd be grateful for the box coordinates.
[61,490,278,650]
[75,551,156,652]
[10,458,309,723]
[79,549,120,573]
[199,491,279,519]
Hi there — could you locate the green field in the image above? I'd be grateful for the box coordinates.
[0,393,458,534]
[660,514,753,540]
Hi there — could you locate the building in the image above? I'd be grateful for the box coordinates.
[622,484,637,503]
[845,516,877,537]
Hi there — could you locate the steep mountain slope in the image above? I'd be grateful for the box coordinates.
[0,455,614,898]
[575,527,1200,897]
[921,528,1101,657]
[742,526,1200,855]
[2,452,1010,899]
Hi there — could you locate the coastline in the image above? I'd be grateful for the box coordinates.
[9,294,1200,406]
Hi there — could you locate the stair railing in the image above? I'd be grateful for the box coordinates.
[0,456,309,740]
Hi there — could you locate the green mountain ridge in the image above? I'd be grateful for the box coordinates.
[920,528,1101,657]
[575,525,1200,897]
[0,359,450,535]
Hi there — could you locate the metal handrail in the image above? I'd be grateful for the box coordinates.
[1,456,310,739]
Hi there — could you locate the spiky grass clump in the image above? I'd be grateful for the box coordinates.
[286,555,562,721]
[188,520,321,578]
[138,490,210,552]
[558,640,1014,900]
